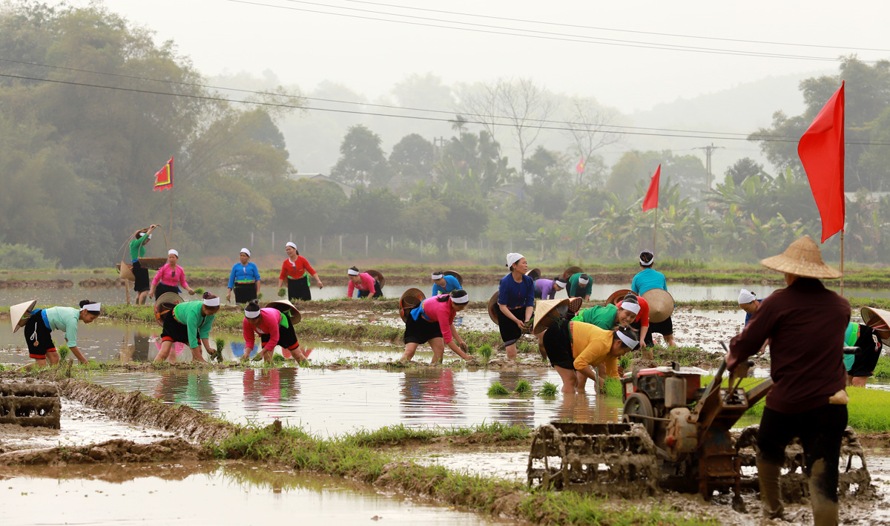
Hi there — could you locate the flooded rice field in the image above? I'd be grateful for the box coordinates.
[1,463,502,525]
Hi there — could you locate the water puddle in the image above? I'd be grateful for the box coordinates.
[0,463,503,525]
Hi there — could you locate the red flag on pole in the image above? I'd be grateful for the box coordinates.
[798,82,845,242]
[575,155,586,175]
[153,157,174,192]
[642,164,660,211]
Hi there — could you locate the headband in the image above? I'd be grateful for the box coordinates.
[620,301,641,315]
[244,308,261,319]
[506,252,524,268]
[240,248,251,257]
[616,330,640,350]
[640,252,654,267]
[452,293,469,305]
[578,276,590,286]
[347,268,360,276]
[738,289,757,304]
[203,297,220,307]
[285,242,297,250]
[168,249,179,257]
[431,273,444,280]
[554,278,566,287]
[81,303,101,313]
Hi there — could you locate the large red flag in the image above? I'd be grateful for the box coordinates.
[153,157,174,192]
[798,82,845,242]
[575,155,586,175]
[642,164,660,211]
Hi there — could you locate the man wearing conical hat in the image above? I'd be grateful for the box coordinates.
[727,235,849,525]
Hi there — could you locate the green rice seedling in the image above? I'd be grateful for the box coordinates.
[487,381,509,396]
[603,377,623,398]
[618,353,632,370]
[478,343,493,361]
[539,381,559,398]
[873,356,890,379]
[194,287,205,295]
[58,345,70,361]
[514,379,532,395]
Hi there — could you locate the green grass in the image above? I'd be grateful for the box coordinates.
[209,423,717,525]
[873,356,890,379]
[603,377,623,398]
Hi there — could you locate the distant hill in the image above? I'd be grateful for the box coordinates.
[607,70,828,181]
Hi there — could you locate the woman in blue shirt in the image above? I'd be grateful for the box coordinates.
[226,248,261,304]
[497,253,535,361]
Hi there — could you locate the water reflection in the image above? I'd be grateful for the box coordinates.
[399,368,459,422]
[153,370,218,410]
[242,368,300,413]
[489,370,535,428]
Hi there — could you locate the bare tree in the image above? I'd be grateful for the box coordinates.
[565,97,621,186]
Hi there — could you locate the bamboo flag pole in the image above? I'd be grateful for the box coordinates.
[653,206,658,254]
[840,231,845,296]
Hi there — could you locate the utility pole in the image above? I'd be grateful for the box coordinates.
[694,143,724,190]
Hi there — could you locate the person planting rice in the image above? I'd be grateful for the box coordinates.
[632,250,675,348]
[10,299,100,368]
[534,275,566,300]
[534,298,640,393]
[738,288,762,326]
[226,248,261,304]
[346,266,382,298]
[149,249,196,299]
[154,292,221,364]
[846,306,889,387]
[430,270,462,295]
[277,242,323,301]
[566,272,592,301]
[399,289,474,365]
[127,224,158,305]
[497,253,535,361]
[728,235,849,525]
[242,300,310,364]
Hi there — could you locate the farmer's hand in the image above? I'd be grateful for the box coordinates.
[226,290,232,302]
[317,281,324,289]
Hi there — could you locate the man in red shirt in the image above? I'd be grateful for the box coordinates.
[728,236,849,525]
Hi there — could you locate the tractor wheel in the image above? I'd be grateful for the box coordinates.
[623,392,655,437]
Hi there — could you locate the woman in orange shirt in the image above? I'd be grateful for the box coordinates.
[277,242,324,301]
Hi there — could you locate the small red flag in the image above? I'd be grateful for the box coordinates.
[575,155,586,175]
[642,164,660,211]
[798,82,845,242]
[153,157,174,192]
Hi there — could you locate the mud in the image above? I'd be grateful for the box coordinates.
[0,437,206,465]
[58,378,239,444]
[0,278,73,289]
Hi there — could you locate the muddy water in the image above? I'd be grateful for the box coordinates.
[85,368,623,436]
[0,463,503,525]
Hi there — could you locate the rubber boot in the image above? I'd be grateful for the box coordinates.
[756,458,784,519]
[809,460,839,526]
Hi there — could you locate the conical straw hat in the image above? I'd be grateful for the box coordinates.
[861,306,890,344]
[10,300,37,333]
[443,270,463,286]
[487,292,500,325]
[605,289,632,306]
[643,289,674,323]
[399,288,426,322]
[532,298,570,335]
[264,299,302,325]
[760,235,841,279]
[366,269,386,288]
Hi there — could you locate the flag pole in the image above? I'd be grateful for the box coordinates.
[653,207,658,254]
[839,231,845,296]
[168,186,174,246]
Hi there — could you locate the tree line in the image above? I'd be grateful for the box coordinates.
[1,2,889,269]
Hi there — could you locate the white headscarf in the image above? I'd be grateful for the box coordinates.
[506,252,524,269]
[738,289,757,304]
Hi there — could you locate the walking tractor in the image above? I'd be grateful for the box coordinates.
[528,360,872,507]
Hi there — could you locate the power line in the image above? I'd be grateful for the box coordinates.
[340,0,890,54]
[1,69,888,147]
[223,0,863,63]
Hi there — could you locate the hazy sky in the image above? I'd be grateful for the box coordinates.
[53,0,889,113]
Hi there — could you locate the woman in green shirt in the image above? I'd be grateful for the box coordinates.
[12,299,100,368]
[128,224,158,305]
[154,292,221,364]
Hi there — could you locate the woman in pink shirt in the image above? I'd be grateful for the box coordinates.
[149,249,196,300]
[399,289,474,364]
[346,266,382,298]
[241,300,310,363]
